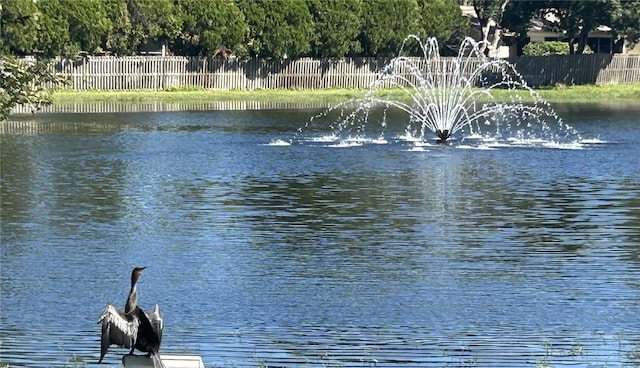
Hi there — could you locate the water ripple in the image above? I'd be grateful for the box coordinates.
[1,109,639,367]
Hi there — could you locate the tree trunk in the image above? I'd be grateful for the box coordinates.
[568,37,575,54]
[489,28,502,56]
[472,0,509,57]
[576,27,590,54]
[479,20,490,55]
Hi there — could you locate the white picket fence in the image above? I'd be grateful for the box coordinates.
[43,54,640,91]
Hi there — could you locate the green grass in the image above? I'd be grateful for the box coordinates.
[52,83,640,106]
[52,88,368,106]
[535,83,640,102]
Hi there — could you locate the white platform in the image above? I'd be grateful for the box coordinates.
[123,354,204,368]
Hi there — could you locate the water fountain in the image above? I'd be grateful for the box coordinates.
[296,36,582,148]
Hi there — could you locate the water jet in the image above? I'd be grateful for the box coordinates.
[301,36,581,147]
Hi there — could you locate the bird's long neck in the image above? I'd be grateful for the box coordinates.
[125,272,140,314]
[125,285,137,314]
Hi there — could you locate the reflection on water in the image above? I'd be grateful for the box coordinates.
[1,108,639,368]
[10,100,331,116]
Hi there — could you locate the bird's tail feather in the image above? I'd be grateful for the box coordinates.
[151,353,166,368]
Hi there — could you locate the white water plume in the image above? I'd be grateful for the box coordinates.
[298,36,584,148]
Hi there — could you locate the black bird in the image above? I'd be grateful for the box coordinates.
[98,267,164,367]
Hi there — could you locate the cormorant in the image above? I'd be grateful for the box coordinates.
[98,267,164,367]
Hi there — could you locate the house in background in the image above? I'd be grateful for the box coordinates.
[525,12,620,54]
[460,5,640,57]
[460,5,511,58]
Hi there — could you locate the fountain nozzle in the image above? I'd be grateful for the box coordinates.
[436,129,450,143]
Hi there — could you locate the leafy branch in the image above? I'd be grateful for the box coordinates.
[0,56,67,121]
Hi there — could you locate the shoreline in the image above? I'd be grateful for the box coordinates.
[6,83,639,116]
[51,83,640,106]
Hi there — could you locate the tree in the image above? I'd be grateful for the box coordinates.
[359,0,423,57]
[64,0,112,54]
[126,0,180,53]
[417,0,470,55]
[35,0,111,57]
[0,56,66,120]
[306,0,363,58]
[611,0,640,49]
[522,41,570,55]
[0,0,39,55]
[173,0,247,56]
[501,1,542,55]
[35,0,75,57]
[236,0,314,59]
[471,0,510,55]
[539,0,616,54]
[102,0,134,55]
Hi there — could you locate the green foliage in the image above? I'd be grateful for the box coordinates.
[126,0,180,51]
[472,0,509,25]
[546,0,616,54]
[35,0,75,57]
[506,0,625,55]
[522,41,593,56]
[501,1,540,54]
[173,0,247,56]
[612,0,640,47]
[523,41,570,56]
[418,0,470,55]
[102,0,134,55]
[360,0,423,57]
[0,0,39,56]
[65,0,112,54]
[0,56,67,120]
[501,1,536,34]
[34,0,111,57]
[162,85,207,92]
[501,0,640,55]
[307,0,363,58]
[237,0,314,59]
[1,0,638,59]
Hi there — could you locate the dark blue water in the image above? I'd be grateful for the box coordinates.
[1,105,639,368]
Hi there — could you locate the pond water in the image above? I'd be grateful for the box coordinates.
[1,104,639,368]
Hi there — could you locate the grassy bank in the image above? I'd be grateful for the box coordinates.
[52,83,640,106]
[534,83,640,102]
[52,88,365,106]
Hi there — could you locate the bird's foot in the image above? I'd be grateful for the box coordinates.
[122,352,139,362]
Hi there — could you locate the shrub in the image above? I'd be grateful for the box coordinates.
[523,41,569,56]
[523,41,594,56]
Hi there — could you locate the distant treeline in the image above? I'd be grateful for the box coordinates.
[3,0,639,60]
[2,0,471,59]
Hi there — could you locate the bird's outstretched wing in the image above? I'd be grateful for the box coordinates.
[147,304,163,345]
[134,306,166,368]
[134,306,161,354]
[97,304,139,363]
